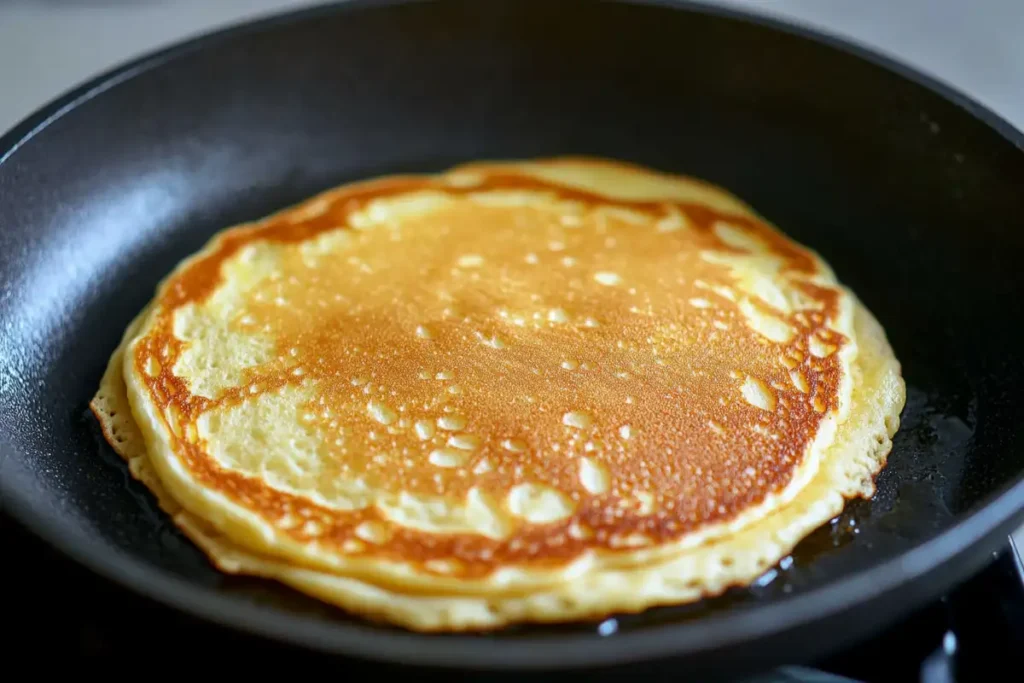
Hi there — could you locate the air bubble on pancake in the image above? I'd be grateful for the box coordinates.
[634,491,656,514]
[507,483,575,523]
[425,559,461,574]
[415,324,433,340]
[501,438,527,453]
[812,395,827,413]
[477,332,508,349]
[367,399,398,426]
[689,298,712,309]
[429,448,467,468]
[524,252,539,265]
[583,317,601,328]
[713,220,764,253]
[341,539,365,553]
[741,376,776,412]
[355,521,390,544]
[561,256,577,267]
[354,261,374,275]
[276,512,300,530]
[618,424,633,440]
[560,212,583,228]
[790,369,809,394]
[610,533,650,548]
[809,335,837,358]
[561,358,579,371]
[437,415,466,431]
[713,285,736,302]
[598,206,648,225]
[547,307,569,324]
[144,357,161,377]
[579,457,610,495]
[568,521,593,540]
[562,411,593,430]
[414,420,435,440]
[473,458,493,474]
[457,254,484,268]
[435,371,453,380]
[236,244,260,263]
[738,298,795,343]
[447,433,481,451]
[594,271,622,286]
[656,205,690,233]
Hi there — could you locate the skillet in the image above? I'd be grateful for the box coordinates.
[1,0,1023,676]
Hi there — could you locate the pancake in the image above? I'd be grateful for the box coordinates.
[91,158,905,630]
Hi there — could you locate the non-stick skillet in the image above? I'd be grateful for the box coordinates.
[1,0,1023,676]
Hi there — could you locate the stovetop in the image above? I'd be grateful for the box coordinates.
[6,511,1022,680]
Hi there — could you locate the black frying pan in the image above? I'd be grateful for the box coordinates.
[2,0,1023,677]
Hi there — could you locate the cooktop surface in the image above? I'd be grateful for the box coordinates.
[7,512,1022,680]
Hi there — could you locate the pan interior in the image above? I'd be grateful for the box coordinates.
[1,0,1023,663]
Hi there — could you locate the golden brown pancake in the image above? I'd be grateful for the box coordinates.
[91,157,905,630]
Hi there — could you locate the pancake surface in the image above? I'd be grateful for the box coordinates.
[92,158,905,630]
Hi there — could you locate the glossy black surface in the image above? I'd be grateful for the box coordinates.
[1,0,1023,674]
[7,512,1024,679]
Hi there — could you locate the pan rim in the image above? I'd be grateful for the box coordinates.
[2,0,1023,670]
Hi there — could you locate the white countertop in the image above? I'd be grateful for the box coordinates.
[1,0,1022,554]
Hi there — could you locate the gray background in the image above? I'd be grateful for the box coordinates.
[2,0,1023,133]
[1,0,1022,553]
